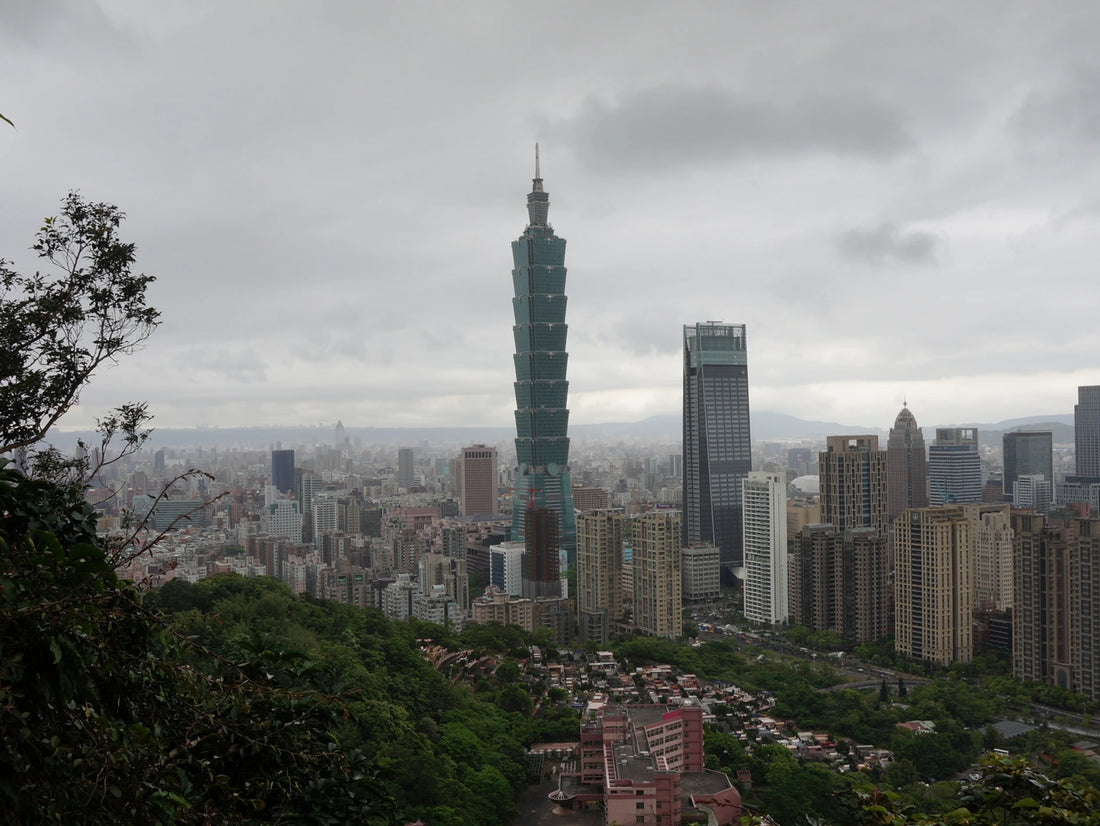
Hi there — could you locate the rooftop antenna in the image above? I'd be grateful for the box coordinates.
[535,142,540,179]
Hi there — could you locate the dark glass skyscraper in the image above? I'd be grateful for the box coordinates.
[511,148,576,569]
[1075,385,1100,481]
[1003,430,1053,497]
[271,449,294,494]
[683,322,751,570]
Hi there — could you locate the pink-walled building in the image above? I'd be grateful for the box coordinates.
[570,704,741,826]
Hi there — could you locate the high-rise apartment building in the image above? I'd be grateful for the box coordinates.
[682,322,752,570]
[819,435,888,534]
[887,405,928,520]
[742,471,788,625]
[894,507,973,666]
[510,148,576,569]
[928,428,982,505]
[632,510,683,638]
[397,447,415,488]
[1003,431,1053,500]
[1013,513,1074,689]
[271,449,295,495]
[789,525,889,643]
[1075,386,1100,480]
[963,503,1014,611]
[1013,515,1100,700]
[456,444,498,517]
[1074,519,1100,700]
[576,509,625,645]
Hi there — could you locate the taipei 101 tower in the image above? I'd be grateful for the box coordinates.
[510,146,576,570]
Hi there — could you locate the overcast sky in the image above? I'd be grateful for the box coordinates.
[4,1,1100,434]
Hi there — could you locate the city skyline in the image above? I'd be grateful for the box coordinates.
[6,4,1100,432]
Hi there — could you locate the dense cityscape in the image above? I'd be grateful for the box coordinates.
[4,165,1093,825]
[6,5,1100,824]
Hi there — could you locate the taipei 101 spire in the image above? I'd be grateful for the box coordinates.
[510,145,576,569]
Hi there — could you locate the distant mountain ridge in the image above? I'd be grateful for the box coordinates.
[46,411,1077,450]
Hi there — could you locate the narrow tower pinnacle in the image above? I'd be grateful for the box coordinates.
[526,143,550,227]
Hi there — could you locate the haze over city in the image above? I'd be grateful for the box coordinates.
[4,2,1100,432]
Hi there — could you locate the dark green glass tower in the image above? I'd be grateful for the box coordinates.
[511,147,576,569]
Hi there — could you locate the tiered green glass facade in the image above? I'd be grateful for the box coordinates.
[511,162,576,568]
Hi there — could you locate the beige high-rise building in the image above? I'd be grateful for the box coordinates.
[632,510,682,638]
[420,551,470,612]
[786,499,821,539]
[962,503,1014,611]
[576,509,625,645]
[572,484,612,513]
[819,435,888,534]
[894,507,973,666]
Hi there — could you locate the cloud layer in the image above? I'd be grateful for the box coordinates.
[2,1,1100,434]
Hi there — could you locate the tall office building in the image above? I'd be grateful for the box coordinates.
[1075,386,1100,480]
[894,507,973,666]
[397,447,415,488]
[887,405,928,520]
[334,420,347,449]
[271,449,295,495]
[456,444,498,517]
[742,471,788,625]
[1003,431,1053,500]
[632,510,683,638]
[682,322,752,570]
[510,148,576,569]
[928,427,982,505]
[819,435,888,534]
[576,509,625,645]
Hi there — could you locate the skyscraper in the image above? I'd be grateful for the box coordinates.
[397,447,414,488]
[789,524,888,643]
[928,427,982,505]
[819,435,888,534]
[682,322,752,570]
[1013,513,1074,689]
[632,510,683,638]
[576,508,625,645]
[1003,431,1053,500]
[271,448,294,495]
[455,444,498,517]
[1075,386,1100,480]
[886,404,928,520]
[510,147,576,569]
[894,507,973,666]
[742,471,788,625]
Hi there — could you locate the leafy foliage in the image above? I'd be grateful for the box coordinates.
[0,463,399,824]
[0,193,158,454]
